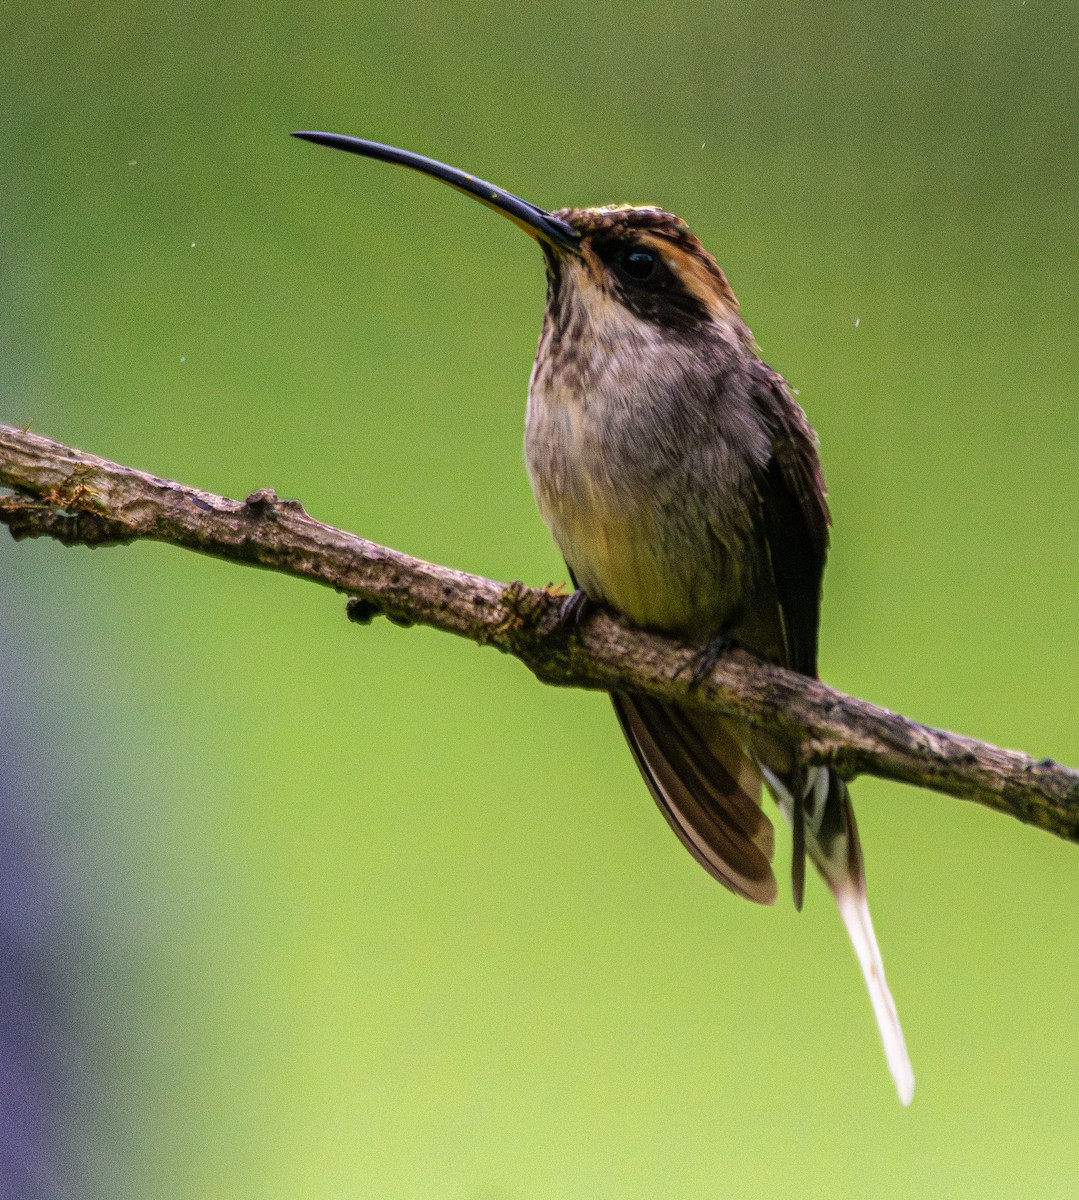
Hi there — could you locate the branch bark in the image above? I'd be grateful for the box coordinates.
[2,421,1076,843]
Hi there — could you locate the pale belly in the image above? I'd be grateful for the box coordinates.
[530,467,738,640]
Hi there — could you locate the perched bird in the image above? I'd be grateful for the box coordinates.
[293,131,914,1105]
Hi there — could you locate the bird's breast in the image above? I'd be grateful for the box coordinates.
[524,364,749,639]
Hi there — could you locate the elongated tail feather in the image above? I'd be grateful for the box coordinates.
[762,763,914,1105]
[835,885,915,1106]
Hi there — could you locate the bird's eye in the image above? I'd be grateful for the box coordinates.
[620,247,657,280]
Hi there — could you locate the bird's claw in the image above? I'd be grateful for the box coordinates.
[680,632,739,692]
[552,586,594,633]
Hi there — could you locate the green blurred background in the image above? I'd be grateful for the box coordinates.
[2,1,1078,1196]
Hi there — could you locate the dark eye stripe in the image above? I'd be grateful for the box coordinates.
[587,237,709,331]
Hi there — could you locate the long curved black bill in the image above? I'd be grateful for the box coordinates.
[292,131,581,253]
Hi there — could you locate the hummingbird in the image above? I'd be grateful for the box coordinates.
[293,130,915,1105]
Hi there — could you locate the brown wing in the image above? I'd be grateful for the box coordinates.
[745,361,832,905]
[748,360,831,679]
[612,693,777,904]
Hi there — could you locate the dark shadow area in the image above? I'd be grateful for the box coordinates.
[0,625,77,1200]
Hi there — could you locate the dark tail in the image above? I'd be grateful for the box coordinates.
[611,693,777,905]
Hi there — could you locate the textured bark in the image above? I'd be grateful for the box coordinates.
[2,421,1077,843]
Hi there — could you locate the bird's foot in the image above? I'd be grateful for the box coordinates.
[550,586,595,634]
[679,632,740,692]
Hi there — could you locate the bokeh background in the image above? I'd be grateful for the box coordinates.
[3,2,1078,1196]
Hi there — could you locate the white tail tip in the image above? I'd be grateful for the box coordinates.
[835,887,915,1106]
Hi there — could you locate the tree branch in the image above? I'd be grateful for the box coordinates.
[2,421,1076,843]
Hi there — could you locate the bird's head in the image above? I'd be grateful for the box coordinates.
[539,205,741,343]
